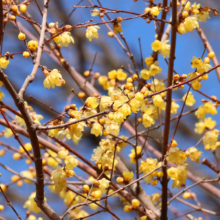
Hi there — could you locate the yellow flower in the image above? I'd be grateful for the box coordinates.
[119,104,132,119]
[0,57,9,69]
[182,192,192,199]
[47,157,59,169]
[129,99,141,113]
[100,96,112,111]
[139,158,158,184]
[0,205,4,211]
[153,95,165,110]
[167,165,187,189]
[135,92,144,101]
[184,16,199,32]
[151,192,161,204]
[149,62,162,76]
[58,148,69,159]
[195,101,217,119]
[123,171,134,182]
[91,8,100,16]
[91,139,118,169]
[0,91,4,101]
[171,101,179,114]
[160,40,170,58]
[203,129,219,147]
[188,72,201,90]
[195,11,210,22]
[191,56,211,73]
[98,76,109,90]
[182,91,195,106]
[51,167,67,193]
[129,146,142,163]
[177,23,186,35]
[43,69,65,89]
[186,147,202,163]
[4,128,13,138]
[105,119,120,136]
[53,35,62,43]
[65,169,75,178]
[166,147,187,165]
[194,117,216,134]
[30,112,43,126]
[124,205,132,213]
[18,32,26,40]
[151,40,162,52]
[59,32,74,47]
[64,155,78,170]
[20,170,33,184]
[184,1,191,11]
[86,97,99,108]
[141,69,151,80]
[151,79,166,97]
[24,192,42,213]
[144,57,154,66]
[113,111,124,124]
[20,143,32,153]
[91,122,103,137]
[28,40,38,51]
[86,25,100,41]
[190,3,200,14]
[15,115,25,127]
[150,6,160,16]
[108,70,117,79]
[67,120,86,144]
[113,23,122,34]
[99,178,110,189]
[116,69,127,80]
[132,199,140,209]
[142,113,155,128]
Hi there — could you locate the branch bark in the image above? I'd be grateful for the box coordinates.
[161,1,177,219]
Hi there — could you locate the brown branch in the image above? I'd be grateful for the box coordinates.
[161,0,177,219]
[0,162,36,183]
[18,0,49,97]
[168,178,205,205]
[37,109,110,130]
[161,0,188,43]
[0,118,149,219]
[0,186,22,220]
[157,0,168,41]
[0,107,33,160]
[202,158,220,174]
[0,71,60,220]
[176,197,220,216]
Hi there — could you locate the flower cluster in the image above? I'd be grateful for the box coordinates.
[177,2,210,34]
[51,149,78,193]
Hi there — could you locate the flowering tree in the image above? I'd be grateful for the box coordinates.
[0,0,220,220]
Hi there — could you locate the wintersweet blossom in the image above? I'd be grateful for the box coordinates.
[44,69,65,89]
[182,91,195,106]
[194,117,216,134]
[0,57,9,69]
[86,26,100,41]
[59,32,74,47]
[195,101,217,119]
[24,192,44,213]
[167,165,187,189]
[186,147,202,163]
[0,91,4,101]
[91,122,103,137]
